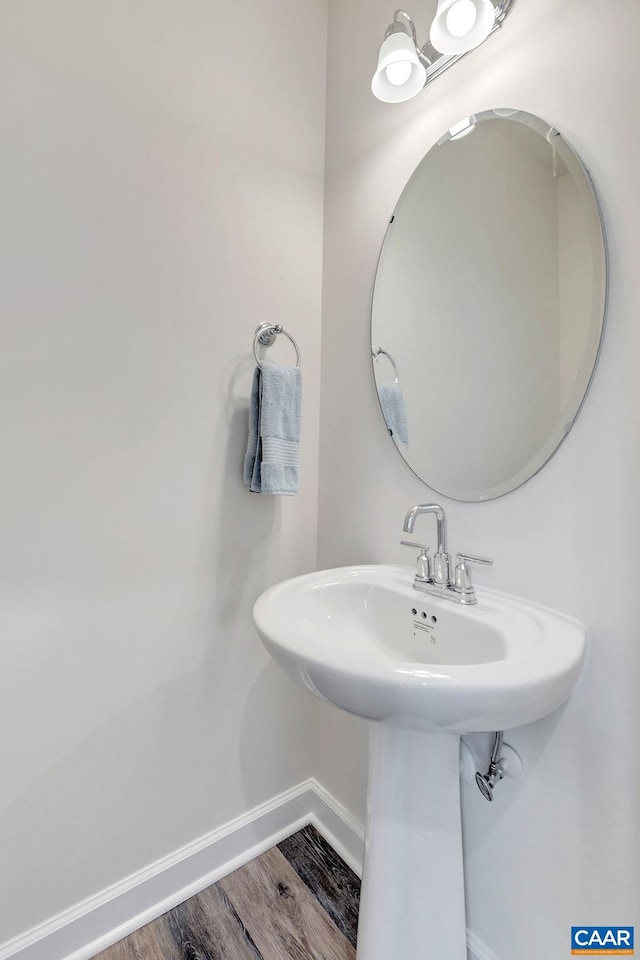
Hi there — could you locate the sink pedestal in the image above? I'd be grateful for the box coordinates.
[356,722,467,960]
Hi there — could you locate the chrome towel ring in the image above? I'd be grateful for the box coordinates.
[253,322,302,369]
[372,345,399,383]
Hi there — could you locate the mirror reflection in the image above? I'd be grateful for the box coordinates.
[371,110,607,501]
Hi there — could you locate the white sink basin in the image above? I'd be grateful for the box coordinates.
[253,563,586,734]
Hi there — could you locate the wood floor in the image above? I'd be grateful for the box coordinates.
[95,825,360,960]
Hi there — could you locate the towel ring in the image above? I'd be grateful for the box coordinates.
[372,345,399,383]
[253,322,301,369]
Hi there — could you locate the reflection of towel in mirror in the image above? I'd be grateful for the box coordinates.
[378,382,408,448]
[244,361,301,495]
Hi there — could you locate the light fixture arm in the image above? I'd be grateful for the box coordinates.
[385,11,433,68]
[387,10,417,43]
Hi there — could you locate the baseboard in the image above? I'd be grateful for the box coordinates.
[0,778,364,960]
[0,777,496,960]
[304,778,365,877]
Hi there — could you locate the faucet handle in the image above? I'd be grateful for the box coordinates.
[456,553,493,566]
[454,553,493,598]
[400,541,431,583]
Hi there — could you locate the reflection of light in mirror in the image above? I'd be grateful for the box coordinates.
[446,0,477,37]
[386,60,413,86]
[449,116,477,140]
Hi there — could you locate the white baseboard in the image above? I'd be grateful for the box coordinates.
[304,778,365,878]
[0,777,496,960]
[0,778,364,960]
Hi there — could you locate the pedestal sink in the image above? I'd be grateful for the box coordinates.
[253,564,586,960]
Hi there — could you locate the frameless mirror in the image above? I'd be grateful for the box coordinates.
[371,109,607,501]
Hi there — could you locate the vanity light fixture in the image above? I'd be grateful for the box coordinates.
[371,0,517,103]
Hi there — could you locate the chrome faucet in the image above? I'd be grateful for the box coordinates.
[403,503,450,586]
[401,503,493,604]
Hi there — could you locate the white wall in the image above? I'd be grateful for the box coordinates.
[318,0,640,956]
[0,0,327,945]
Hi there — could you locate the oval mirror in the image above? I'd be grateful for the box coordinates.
[371,109,607,501]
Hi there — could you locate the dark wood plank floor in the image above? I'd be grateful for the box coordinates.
[94,825,360,960]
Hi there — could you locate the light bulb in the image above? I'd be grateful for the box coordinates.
[446,0,477,37]
[430,0,496,55]
[385,60,413,86]
[371,30,427,103]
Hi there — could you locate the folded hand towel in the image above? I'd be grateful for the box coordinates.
[377,382,409,448]
[243,366,262,489]
[244,361,301,495]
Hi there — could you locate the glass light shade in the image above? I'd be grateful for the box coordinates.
[371,32,427,103]
[430,0,496,54]
[446,0,477,36]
